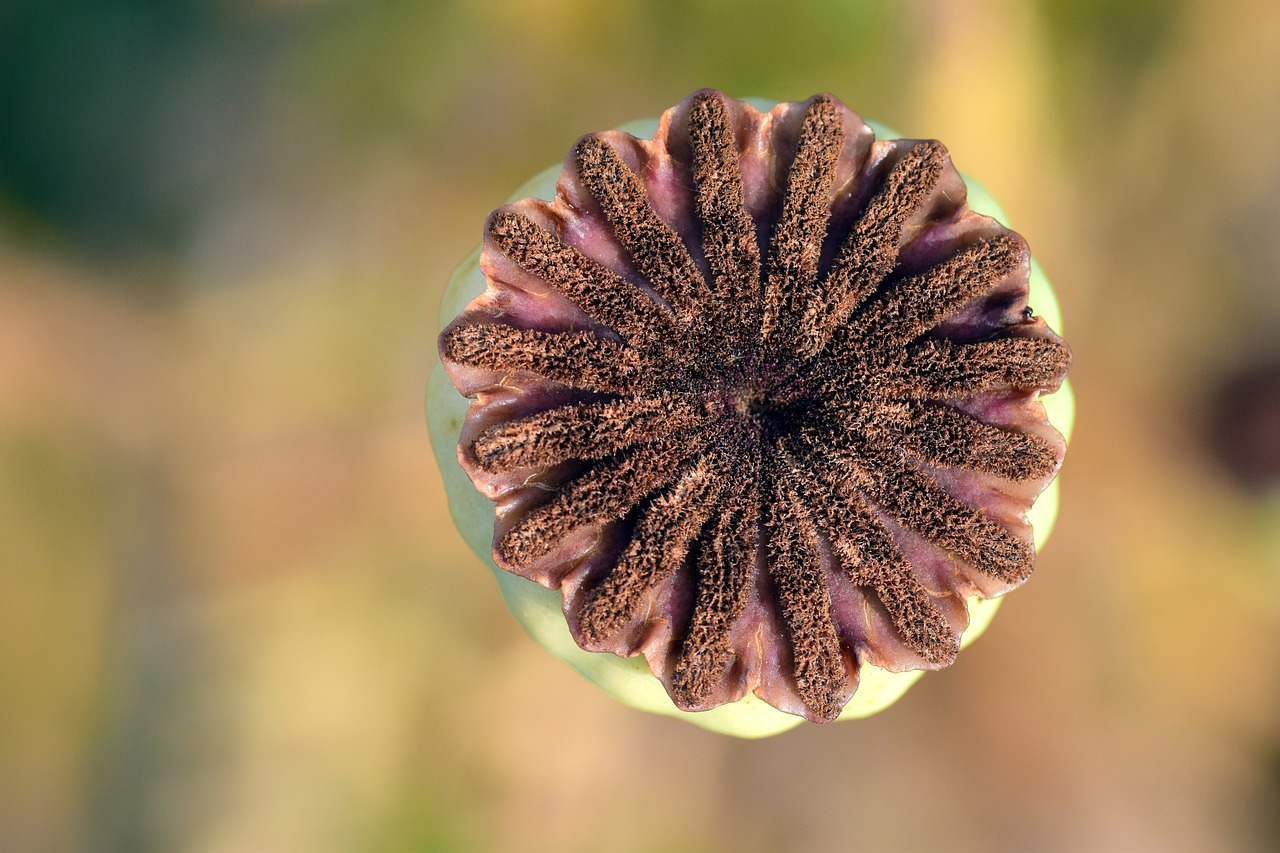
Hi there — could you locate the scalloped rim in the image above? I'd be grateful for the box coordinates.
[427,103,1074,739]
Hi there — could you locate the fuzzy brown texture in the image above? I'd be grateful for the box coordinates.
[669,488,758,705]
[472,395,704,472]
[440,90,1071,723]
[802,140,947,359]
[578,453,725,648]
[574,136,709,320]
[766,476,851,720]
[761,97,844,346]
[688,93,762,345]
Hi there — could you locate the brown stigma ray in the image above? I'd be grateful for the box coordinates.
[440,90,1071,723]
[760,96,845,349]
[573,136,711,322]
[669,486,759,709]
[688,92,763,345]
[777,438,958,669]
[487,210,684,356]
[766,475,851,722]
[893,336,1072,399]
[804,140,948,359]
[440,324,643,394]
[577,452,727,650]
[471,394,705,473]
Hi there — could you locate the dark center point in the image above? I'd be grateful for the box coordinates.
[718,376,817,444]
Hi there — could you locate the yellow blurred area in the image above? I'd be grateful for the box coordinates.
[3,0,1280,850]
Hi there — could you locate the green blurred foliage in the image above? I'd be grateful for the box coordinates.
[1037,0,1186,72]
[0,0,287,260]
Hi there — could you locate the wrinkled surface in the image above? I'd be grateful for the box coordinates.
[439,91,1070,722]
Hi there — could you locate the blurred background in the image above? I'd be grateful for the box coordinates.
[3,0,1280,850]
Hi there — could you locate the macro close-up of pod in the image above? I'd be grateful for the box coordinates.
[428,90,1075,738]
[16,3,1280,848]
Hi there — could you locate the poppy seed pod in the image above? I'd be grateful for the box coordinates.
[428,91,1074,738]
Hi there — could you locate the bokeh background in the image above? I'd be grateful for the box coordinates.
[4,0,1280,850]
